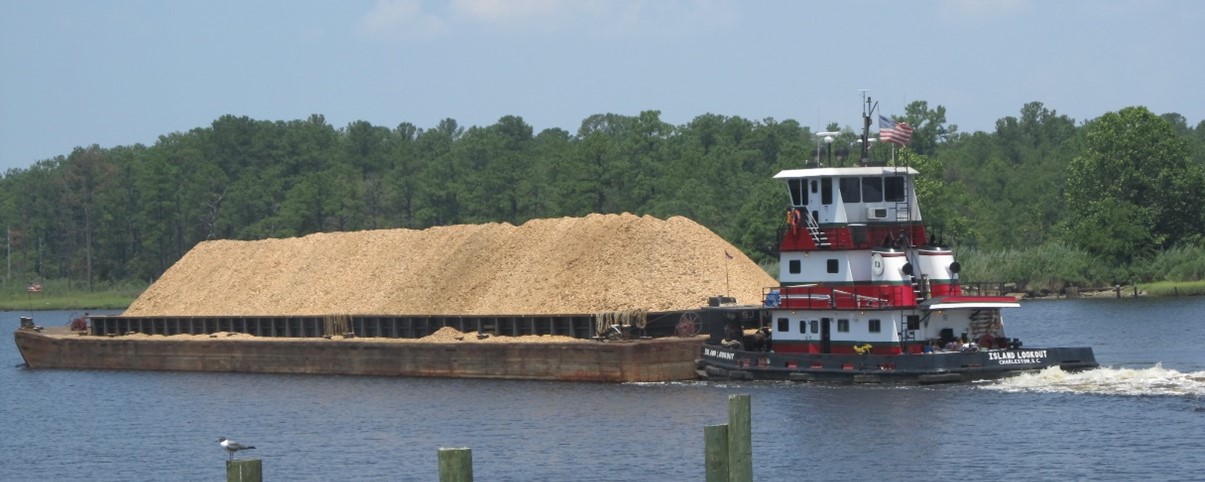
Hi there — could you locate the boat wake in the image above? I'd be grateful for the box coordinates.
[979,364,1205,397]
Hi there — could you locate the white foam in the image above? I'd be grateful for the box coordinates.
[979,364,1205,397]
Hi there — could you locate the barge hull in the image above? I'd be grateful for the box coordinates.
[15,329,705,383]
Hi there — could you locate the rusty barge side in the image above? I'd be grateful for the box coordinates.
[14,328,705,382]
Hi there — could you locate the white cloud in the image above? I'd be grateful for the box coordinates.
[451,0,570,24]
[938,0,1031,20]
[357,0,737,38]
[358,0,447,38]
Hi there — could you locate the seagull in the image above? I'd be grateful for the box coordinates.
[217,437,256,460]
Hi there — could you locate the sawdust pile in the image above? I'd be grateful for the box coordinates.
[123,213,776,317]
[416,326,582,343]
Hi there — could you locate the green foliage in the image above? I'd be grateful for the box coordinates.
[957,242,1113,292]
[897,149,978,244]
[1133,245,1205,282]
[1064,106,1205,262]
[901,101,958,156]
[2,101,1204,293]
[936,102,1080,249]
[958,241,1205,290]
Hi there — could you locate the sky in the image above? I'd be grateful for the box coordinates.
[1,0,1202,172]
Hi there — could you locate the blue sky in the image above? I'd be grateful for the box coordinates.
[2,0,1202,172]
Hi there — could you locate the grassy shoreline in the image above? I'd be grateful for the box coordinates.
[0,292,138,311]
[1138,280,1205,297]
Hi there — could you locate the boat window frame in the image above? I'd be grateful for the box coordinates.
[788,259,801,274]
[777,317,789,332]
[788,179,805,206]
[837,319,850,332]
[862,177,883,203]
[868,319,881,333]
[884,176,906,202]
[826,259,839,274]
[839,177,861,203]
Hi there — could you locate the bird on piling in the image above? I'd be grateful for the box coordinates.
[217,437,256,460]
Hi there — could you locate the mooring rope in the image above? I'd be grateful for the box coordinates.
[323,314,350,337]
[592,309,649,336]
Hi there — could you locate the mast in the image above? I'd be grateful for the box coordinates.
[859,90,878,165]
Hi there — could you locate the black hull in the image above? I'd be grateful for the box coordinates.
[696,345,1098,384]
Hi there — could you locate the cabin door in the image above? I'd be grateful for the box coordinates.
[820,317,832,353]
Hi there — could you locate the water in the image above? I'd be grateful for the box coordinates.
[3,299,1204,481]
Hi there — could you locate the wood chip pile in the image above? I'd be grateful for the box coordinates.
[123,213,777,317]
[107,327,586,344]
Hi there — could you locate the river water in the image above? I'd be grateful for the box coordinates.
[3,298,1204,481]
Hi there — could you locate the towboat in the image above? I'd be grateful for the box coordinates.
[695,95,1097,383]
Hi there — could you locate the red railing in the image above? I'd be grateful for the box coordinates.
[779,223,928,252]
[764,284,918,309]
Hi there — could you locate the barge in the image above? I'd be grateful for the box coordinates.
[14,213,767,383]
[14,312,707,382]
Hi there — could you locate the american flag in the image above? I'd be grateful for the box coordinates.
[27,283,42,293]
[879,115,914,146]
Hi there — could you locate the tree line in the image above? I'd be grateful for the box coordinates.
[2,102,1204,292]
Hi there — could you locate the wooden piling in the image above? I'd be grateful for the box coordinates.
[704,424,730,482]
[226,459,262,482]
[727,394,752,482]
[438,447,473,482]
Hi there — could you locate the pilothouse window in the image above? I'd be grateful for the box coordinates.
[840,178,861,203]
[788,179,804,206]
[862,177,883,203]
[885,176,906,202]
